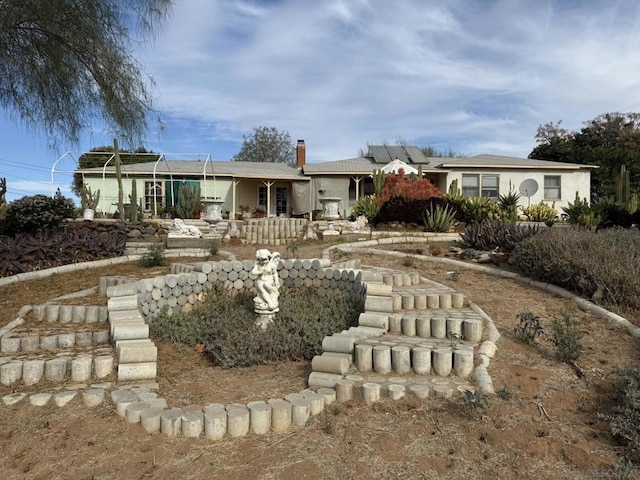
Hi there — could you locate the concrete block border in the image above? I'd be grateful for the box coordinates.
[323,236,640,339]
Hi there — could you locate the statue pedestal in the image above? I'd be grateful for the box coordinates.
[319,197,341,234]
[255,313,276,331]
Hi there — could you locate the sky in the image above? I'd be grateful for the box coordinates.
[2,0,640,202]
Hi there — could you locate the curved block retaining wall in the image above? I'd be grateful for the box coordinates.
[107,258,371,383]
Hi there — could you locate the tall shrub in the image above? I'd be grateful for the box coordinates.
[4,191,76,235]
[374,170,442,206]
[512,228,640,311]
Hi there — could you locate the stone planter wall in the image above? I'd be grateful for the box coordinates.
[70,219,167,242]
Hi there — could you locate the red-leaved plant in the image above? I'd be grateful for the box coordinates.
[374,169,443,206]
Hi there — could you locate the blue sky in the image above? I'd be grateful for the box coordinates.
[2,0,640,202]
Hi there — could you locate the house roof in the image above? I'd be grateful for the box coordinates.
[76,149,595,179]
[78,160,309,181]
[302,156,444,175]
[435,154,597,170]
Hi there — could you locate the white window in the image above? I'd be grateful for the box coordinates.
[462,174,499,198]
[461,175,479,197]
[544,176,561,199]
[481,175,499,198]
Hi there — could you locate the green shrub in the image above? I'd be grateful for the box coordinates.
[4,190,76,235]
[521,201,558,225]
[513,311,543,344]
[599,368,640,463]
[462,197,499,223]
[460,390,489,417]
[562,192,593,225]
[461,220,541,252]
[549,310,583,363]
[150,286,363,367]
[612,457,638,480]
[350,195,380,222]
[423,204,456,232]
[140,243,166,267]
[496,387,513,401]
[512,228,640,312]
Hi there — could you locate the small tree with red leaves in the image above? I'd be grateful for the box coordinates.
[374,169,443,206]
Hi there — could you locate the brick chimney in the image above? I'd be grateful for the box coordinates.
[296,139,306,168]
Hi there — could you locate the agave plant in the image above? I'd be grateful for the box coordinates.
[497,188,521,222]
[423,204,456,232]
[350,195,380,222]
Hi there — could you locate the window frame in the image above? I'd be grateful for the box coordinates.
[544,175,561,200]
[481,175,499,198]
[461,174,480,197]
[461,174,500,198]
[257,185,268,210]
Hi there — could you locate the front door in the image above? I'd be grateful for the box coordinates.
[276,187,288,216]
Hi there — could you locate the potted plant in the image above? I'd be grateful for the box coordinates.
[239,204,251,219]
[253,206,266,218]
[80,184,100,220]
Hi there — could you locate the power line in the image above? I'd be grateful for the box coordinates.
[0,157,56,172]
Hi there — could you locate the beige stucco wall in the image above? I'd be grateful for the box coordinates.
[81,176,235,215]
[445,168,592,212]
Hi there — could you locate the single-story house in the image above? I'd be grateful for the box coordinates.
[74,142,595,217]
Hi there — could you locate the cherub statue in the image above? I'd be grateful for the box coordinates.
[251,249,281,314]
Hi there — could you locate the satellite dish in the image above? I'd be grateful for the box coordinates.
[519,179,539,206]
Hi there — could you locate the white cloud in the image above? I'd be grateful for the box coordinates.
[132,0,640,160]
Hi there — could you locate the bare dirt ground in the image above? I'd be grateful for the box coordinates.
[0,239,638,480]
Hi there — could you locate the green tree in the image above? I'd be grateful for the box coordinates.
[530,113,640,198]
[232,126,295,163]
[0,0,172,146]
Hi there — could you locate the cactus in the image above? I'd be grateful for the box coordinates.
[448,179,459,195]
[176,184,201,218]
[628,192,638,214]
[80,184,100,210]
[128,179,139,222]
[0,177,6,205]
[372,169,385,196]
[113,138,125,219]
[615,164,631,205]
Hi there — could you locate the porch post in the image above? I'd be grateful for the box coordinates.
[351,176,363,201]
[233,179,241,219]
[263,180,275,217]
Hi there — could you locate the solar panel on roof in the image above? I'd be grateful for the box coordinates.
[369,145,393,164]
[386,146,409,163]
[404,146,430,164]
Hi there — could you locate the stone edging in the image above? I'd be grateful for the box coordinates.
[323,236,640,339]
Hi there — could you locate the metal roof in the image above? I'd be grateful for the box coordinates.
[78,160,309,180]
[75,150,594,180]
